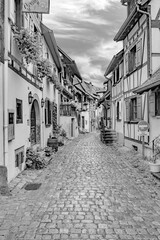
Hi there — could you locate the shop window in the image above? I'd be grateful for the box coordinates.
[45,99,51,126]
[16,99,23,124]
[8,110,15,141]
[15,146,24,168]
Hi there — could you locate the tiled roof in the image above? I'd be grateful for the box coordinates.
[104,50,124,77]
[134,68,160,94]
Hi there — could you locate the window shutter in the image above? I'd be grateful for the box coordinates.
[149,92,155,117]
[45,100,48,125]
[126,99,130,121]
[48,101,51,124]
[119,100,122,119]
[136,39,142,67]
[125,53,129,75]
[137,95,142,121]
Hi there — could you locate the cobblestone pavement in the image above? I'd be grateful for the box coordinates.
[1,133,160,240]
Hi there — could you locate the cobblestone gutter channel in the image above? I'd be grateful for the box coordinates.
[1,133,160,239]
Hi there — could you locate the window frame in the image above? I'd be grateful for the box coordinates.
[16,98,23,124]
[45,98,52,126]
[8,110,15,141]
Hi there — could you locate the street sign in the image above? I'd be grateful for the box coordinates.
[138,120,149,132]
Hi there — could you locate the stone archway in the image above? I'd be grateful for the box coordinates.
[30,99,40,145]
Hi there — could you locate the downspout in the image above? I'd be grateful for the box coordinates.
[3,0,8,166]
[136,2,152,76]
[136,2,152,148]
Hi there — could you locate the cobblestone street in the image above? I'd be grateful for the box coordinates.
[1,133,160,240]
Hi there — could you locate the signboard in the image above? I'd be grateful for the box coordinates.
[23,0,50,14]
[138,120,149,132]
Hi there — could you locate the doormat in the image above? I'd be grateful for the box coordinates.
[24,183,42,190]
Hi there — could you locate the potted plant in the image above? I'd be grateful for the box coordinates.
[149,135,160,172]
[13,27,42,64]
[37,59,52,79]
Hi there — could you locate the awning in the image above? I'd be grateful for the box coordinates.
[134,68,160,94]
[40,23,62,71]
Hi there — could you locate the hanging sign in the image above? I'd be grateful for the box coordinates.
[23,0,50,14]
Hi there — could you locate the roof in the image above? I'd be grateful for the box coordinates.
[134,68,160,94]
[114,6,142,41]
[104,50,124,77]
[58,47,82,80]
[40,23,62,71]
[97,91,111,106]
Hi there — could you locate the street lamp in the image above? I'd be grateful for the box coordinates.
[28,91,33,104]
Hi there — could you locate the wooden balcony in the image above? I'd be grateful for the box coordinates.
[60,103,76,116]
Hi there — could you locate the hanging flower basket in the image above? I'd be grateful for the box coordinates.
[13,27,42,64]
[37,59,52,79]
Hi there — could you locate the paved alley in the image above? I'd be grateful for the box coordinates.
[1,133,160,240]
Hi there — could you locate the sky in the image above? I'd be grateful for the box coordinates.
[43,0,127,87]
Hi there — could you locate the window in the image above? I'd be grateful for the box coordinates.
[130,98,137,121]
[8,111,15,141]
[125,96,142,122]
[45,99,52,126]
[129,45,136,73]
[14,0,23,29]
[155,91,160,116]
[117,102,120,120]
[16,99,23,124]
[149,90,160,116]
[125,39,142,75]
[15,146,24,168]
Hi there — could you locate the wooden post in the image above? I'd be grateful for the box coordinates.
[142,135,145,159]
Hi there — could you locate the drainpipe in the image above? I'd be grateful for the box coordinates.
[3,0,8,166]
[136,2,152,151]
[136,2,152,76]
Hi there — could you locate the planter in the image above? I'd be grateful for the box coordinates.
[47,137,58,152]
[149,162,160,173]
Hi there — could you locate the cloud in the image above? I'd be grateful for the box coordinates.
[43,0,126,87]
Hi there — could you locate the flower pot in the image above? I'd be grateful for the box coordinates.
[149,162,160,173]
[47,137,58,152]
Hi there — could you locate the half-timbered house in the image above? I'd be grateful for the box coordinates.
[113,0,160,155]
[0,0,62,181]
[104,50,124,144]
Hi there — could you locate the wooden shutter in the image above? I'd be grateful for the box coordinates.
[8,111,15,141]
[136,39,142,67]
[125,53,129,75]
[48,101,51,124]
[45,99,48,125]
[119,100,122,119]
[126,99,130,121]
[149,92,155,117]
[137,95,142,121]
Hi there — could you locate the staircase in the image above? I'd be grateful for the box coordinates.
[100,128,117,144]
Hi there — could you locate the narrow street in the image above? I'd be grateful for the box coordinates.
[1,133,160,240]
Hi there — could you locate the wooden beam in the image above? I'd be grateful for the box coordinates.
[151,20,160,28]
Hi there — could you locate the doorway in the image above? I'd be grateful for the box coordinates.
[30,100,40,145]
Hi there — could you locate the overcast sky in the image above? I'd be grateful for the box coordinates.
[43,0,126,87]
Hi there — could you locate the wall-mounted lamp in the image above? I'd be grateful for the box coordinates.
[41,98,45,108]
[28,91,33,104]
